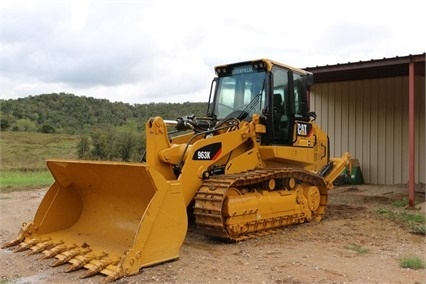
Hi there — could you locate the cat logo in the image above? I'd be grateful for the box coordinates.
[296,122,312,137]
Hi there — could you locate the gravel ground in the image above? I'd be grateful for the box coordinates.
[1,184,425,284]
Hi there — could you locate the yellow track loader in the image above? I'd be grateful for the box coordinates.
[2,59,351,282]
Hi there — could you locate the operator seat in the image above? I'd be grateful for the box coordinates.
[273,94,284,130]
[273,93,290,144]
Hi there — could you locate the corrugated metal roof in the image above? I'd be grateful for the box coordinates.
[304,53,425,83]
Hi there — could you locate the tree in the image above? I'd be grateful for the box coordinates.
[90,130,108,160]
[0,118,10,131]
[116,131,137,161]
[38,124,56,134]
[76,136,90,159]
[16,118,36,132]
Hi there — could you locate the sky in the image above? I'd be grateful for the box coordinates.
[1,0,425,105]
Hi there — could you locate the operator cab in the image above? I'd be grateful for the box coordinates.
[208,59,313,145]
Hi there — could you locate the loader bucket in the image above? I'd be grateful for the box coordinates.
[2,160,188,282]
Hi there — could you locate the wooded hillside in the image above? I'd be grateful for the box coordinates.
[0,93,208,162]
[0,93,207,134]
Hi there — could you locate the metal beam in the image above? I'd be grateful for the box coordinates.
[408,60,415,208]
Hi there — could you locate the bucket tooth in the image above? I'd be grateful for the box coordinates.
[66,252,107,273]
[104,266,124,283]
[27,240,54,256]
[1,222,32,249]
[2,236,25,249]
[51,247,92,267]
[80,259,114,279]
[40,242,68,260]
[14,238,39,252]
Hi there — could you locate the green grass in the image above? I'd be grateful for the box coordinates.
[392,198,410,208]
[399,255,425,269]
[377,201,426,235]
[0,131,80,171]
[344,243,370,255]
[0,132,80,192]
[0,170,53,192]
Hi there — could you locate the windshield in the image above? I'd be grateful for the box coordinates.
[213,70,266,120]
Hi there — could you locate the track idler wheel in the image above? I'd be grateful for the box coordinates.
[304,186,321,212]
[285,177,297,190]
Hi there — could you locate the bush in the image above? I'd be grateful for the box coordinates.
[38,124,56,134]
[76,136,90,159]
[400,255,425,269]
[0,118,10,130]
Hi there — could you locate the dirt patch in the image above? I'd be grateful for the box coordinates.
[1,185,425,284]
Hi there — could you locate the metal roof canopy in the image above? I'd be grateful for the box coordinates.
[305,53,425,83]
[305,53,425,208]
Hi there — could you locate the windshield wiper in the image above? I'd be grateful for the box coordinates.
[237,93,261,121]
[237,77,265,120]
